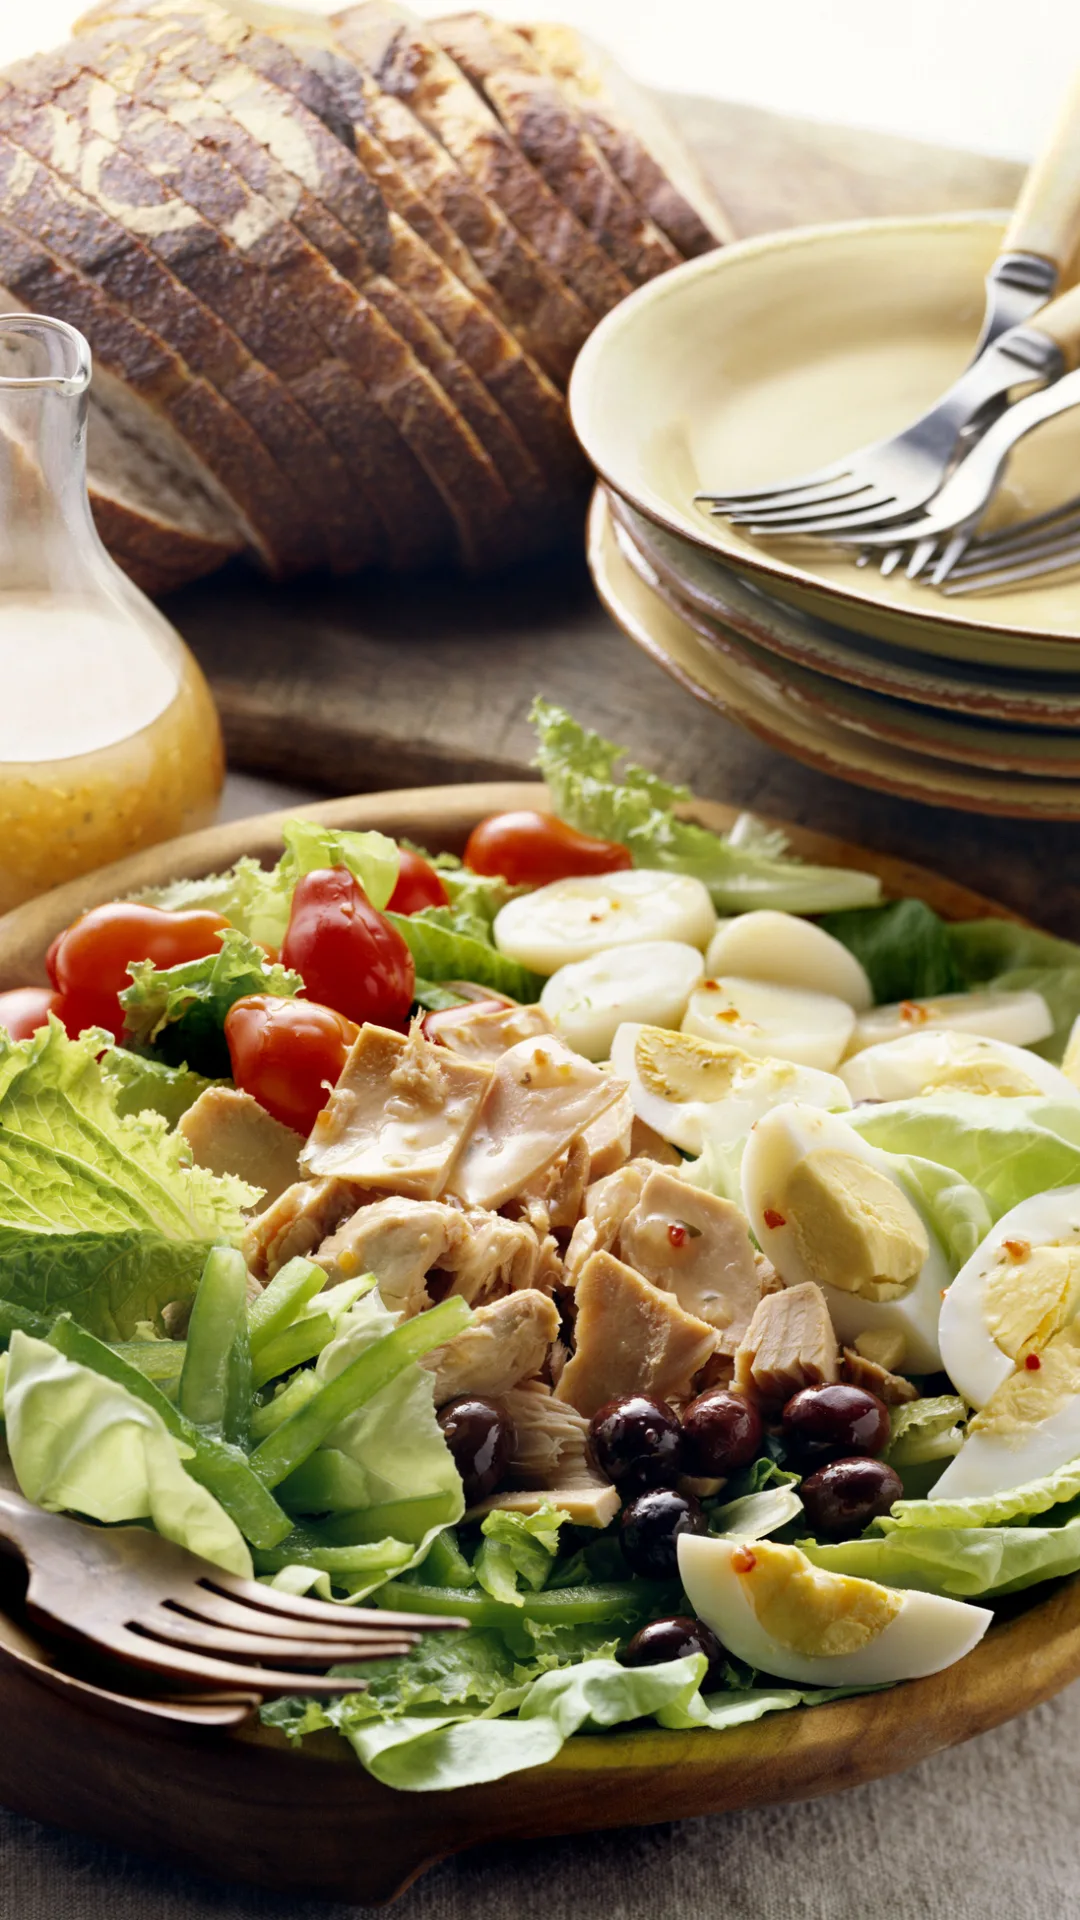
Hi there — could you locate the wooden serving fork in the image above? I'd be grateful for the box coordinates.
[0,1486,463,1696]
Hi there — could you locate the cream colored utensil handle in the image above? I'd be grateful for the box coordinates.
[1004,68,1080,269]
[1029,280,1080,369]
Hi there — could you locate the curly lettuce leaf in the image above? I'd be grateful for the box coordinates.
[531,699,880,913]
[135,818,399,952]
[474,1505,567,1605]
[387,908,544,1003]
[120,929,302,1078]
[816,899,962,1003]
[0,1021,253,1338]
[886,1454,1080,1530]
[851,1096,1080,1222]
[4,1332,251,1574]
[886,1396,966,1468]
[101,1045,218,1125]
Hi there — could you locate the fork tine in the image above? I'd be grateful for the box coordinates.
[28,1611,380,1696]
[877,546,909,576]
[694,458,851,509]
[963,511,1080,565]
[928,528,976,584]
[132,1609,417,1664]
[721,476,873,521]
[201,1573,467,1633]
[943,544,1080,592]
[950,526,1080,578]
[743,496,908,536]
[968,493,1080,553]
[172,1588,396,1644]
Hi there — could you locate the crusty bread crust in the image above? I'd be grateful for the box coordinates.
[432,13,680,287]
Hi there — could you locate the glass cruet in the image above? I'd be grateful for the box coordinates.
[0,312,224,913]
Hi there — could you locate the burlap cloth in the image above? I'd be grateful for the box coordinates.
[0,1681,1075,1918]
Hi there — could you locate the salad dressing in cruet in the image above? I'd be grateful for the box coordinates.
[0,314,223,911]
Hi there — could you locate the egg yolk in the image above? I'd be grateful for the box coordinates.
[634,1025,758,1103]
[971,1320,1080,1438]
[919,1057,1044,1099]
[738,1540,903,1656]
[983,1243,1080,1365]
[781,1148,929,1302]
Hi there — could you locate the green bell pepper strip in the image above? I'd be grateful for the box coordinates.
[178,1248,250,1436]
[417,1527,477,1589]
[247,1257,325,1355]
[111,1340,187,1392]
[47,1315,291,1550]
[250,1313,335,1392]
[249,1368,320,1441]
[249,1296,471,1489]
[369,1578,669,1655]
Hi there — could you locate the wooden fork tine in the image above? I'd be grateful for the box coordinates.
[175,1588,400,1643]
[204,1573,468,1632]
[59,1619,385,1696]
[133,1611,417,1664]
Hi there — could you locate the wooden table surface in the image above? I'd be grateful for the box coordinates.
[163,98,1079,940]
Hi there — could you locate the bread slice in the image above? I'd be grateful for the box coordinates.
[432,13,680,286]
[330,3,633,321]
[518,22,732,257]
[1,64,454,572]
[76,11,554,554]
[0,76,363,575]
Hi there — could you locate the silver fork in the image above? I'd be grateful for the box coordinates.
[694,69,1080,537]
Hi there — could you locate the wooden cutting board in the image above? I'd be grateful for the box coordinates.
[164,98,1068,934]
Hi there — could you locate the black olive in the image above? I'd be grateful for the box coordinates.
[589,1394,684,1491]
[620,1487,707,1580]
[800,1456,903,1540]
[781,1383,890,1464]
[682,1388,763,1476]
[437,1396,514,1503]
[620,1614,727,1690]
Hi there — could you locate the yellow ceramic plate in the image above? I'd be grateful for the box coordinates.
[589,490,1080,817]
[609,493,1080,727]
[570,215,1080,668]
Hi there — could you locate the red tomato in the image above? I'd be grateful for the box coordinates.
[0,986,61,1041]
[387,848,451,915]
[49,901,231,1040]
[281,868,415,1030]
[463,811,633,887]
[225,994,359,1135]
[421,997,509,1046]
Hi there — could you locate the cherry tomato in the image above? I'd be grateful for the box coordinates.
[421,997,509,1045]
[463,811,633,887]
[225,994,359,1135]
[281,868,415,1030]
[387,848,450,915]
[0,986,61,1041]
[48,902,230,1040]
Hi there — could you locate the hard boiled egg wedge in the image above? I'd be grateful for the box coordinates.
[683,977,856,1073]
[610,1021,851,1155]
[493,870,716,975]
[841,1028,1077,1104]
[540,942,704,1061]
[741,1103,951,1372]
[845,988,1052,1058]
[705,910,872,1012]
[678,1536,990,1687]
[935,1188,1080,1500]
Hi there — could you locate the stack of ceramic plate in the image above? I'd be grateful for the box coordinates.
[569,213,1080,818]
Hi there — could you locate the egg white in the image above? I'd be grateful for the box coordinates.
[705,910,872,1012]
[683,976,856,1073]
[841,1029,1077,1104]
[846,989,1053,1058]
[493,870,716,975]
[610,1022,851,1155]
[540,942,704,1060]
[678,1536,991,1687]
[741,1103,951,1372]
[939,1187,1080,1410]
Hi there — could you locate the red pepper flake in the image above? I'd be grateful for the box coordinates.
[1025,1353,1042,1371]
[763,1208,786,1230]
[732,1546,757,1574]
[899,1000,930,1025]
[1004,1239,1031,1260]
[668,1222,688,1248]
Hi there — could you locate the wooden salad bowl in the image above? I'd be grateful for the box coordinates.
[0,781,1074,1906]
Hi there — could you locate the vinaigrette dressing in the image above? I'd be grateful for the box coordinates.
[0,313,224,910]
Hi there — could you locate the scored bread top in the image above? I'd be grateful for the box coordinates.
[431,13,681,288]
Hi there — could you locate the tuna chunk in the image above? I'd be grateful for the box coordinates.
[430,1000,555,1065]
[564,1160,650,1284]
[618,1170,763,1355]
[556,1250,716,1418]
[840,1346,918,1405]
[734,1282,840,1407]
[500,1382,595,1486]
[449,1036,624,1209]
[445,1209,542,1304]
[179,1087,304,1204]
[314,1197,471,1316]
[422,1290,559,1403]
[519,1134,591,1235]
[582,1087,634,1181]
[469,1484,621,1527]
[301,1024,491,1198]
[241,1177,370,1280]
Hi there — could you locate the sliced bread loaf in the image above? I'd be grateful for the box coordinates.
[431,13,681,286]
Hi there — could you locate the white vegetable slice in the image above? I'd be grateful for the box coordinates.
[682,976,856,1073]
[493,870,716,975]
[704,911,872,1011]
[845,988,1052,1058]
[540,941,704,1060]
[841,1029,1076,1103]
[610,1022,851,1154]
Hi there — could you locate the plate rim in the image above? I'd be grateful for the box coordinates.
[568,209,1080,653]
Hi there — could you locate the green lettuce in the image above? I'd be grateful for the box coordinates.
[804,1513,1080,1598]
[707,1485,804,1538]
[135,818,400,952]
[473,1506,567,1605]
[531,699,880,913]
[0,1021,253,1339]
[4,1332,251,1574]
[852,1095,1080,1222]
[817,899,962,1003]
[887,1454,1080,1529]
[886,1396,966,1467]
[947,920,1080,1060]
[101,1046,218,1125]
[120,929,302,1078]
[387,907,543,1002]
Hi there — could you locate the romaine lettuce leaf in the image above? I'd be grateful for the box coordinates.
[474,1506,566,1605]
[947,921,1080,1060]
[816,899,962,1003]
[101,1046,218,1125]
[120,929,302,1077]
[851,1096,1080,1221]
[886,1396,966,1467]
[0,1021,253,1338]
[886,1454,1080,1529]
[387,907,544,1002]
[135,818,400,952]
[803,1512,1080,1598]
[531,699,881,913]
[4,1331,251,1574]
